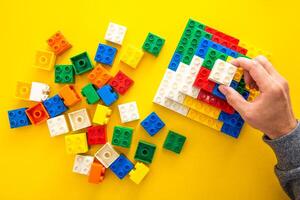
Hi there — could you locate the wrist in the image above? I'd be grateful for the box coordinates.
[268,119,298,139]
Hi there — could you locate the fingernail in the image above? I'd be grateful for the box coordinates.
[218,85,228,94]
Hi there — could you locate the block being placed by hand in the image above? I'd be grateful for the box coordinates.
[208,59,237,86]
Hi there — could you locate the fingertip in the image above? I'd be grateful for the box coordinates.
[218,85,229,94]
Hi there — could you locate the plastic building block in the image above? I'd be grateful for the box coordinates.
[8,108,31,128]
[247,87,259,102]
[218,111,244,128]
[29,82,50,102]
[88,161,105,183]
[142,32,165,56]
[112,126,133,148]
[81,83,100,104]
[34,49,56,71]
[141,112,165,136]
[118,101,140,123]
[43,95,68,118]
[163,130,186,154]
[72,155,94,175]
[221,123,242,138]
[187,109,223,131]
[204,26,239,45]
[87,64,112,88]
[129,162,149,184]
[46,115,69,137]
[87,125,106,145]
[94,143,119,168]
[110,154,134,179]
[58,85,81,106]
[55,65,75,83]
[70,52,93,75]
[212,81,238,100]
[25,103,50,125]
[183,96,221,119]
[108,70,134,95]
[241,89,250,100]
[202,48,228,70]
[104,22,127,45]
[168,52,182,71]
[97,85,118,106]
[65,133,88,154]
[208,59,237,86]
[15,81,31,100]
[94,44,117,66]
[68,108,91,131]
[197,90,235,114]
[47,31,72,55]
[236,46,248,55]
[93,104,112,125]
[233,67,243,82]
[134,140,156,164]
[120,45,144,68]
[193,67,216,93]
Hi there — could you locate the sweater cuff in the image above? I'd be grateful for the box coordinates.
[263,122,300,171]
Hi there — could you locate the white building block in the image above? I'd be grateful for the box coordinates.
[118,101,140,123]
[95,143,119,168]
[47,115,69,137]
[153,69,189,116]
[29,82,50,102]
[68,108,91,131]
[104,22,127,45]
[180,55,203,98]
[208,59,237,86]
[72,155,94,175]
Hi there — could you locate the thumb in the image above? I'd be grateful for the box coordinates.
[218,85,249,115]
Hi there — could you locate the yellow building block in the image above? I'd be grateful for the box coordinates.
[129,162,149,184]
[247,87,260,102]
[187,109,223,131]
[183,96,221,119]
[93,104,112,125]
[120,45,144,68]
[226,56,234,62]
[233,67,243,82]
[34,49,56,70]
[65,133,88,154]
[15,81,31,100]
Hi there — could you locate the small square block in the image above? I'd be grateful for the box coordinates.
[134,140,156,164]
[94,44,117,66]
[129,162,149,184]
[118,101,139,123]
[70,52,93,75]
[120,45,144,68]
[87,125,106,145]
[25,103,50,125]
[95,143,119,168]
[104,22,127,45]
[87,64,112,88]
[209,59,237,86]
[29,82,50,102]
[97,85,118,106]
[65,133,88,154]
[43,95,68,118]
[58,85,81,106]
[15,81,31,100]
[112,126,133,148]
[68,108,91,131]
[88,161,105,183]
[72,155,94,175]
[110,154,134,179]
[141,112,165,136]
[93,104,112,125]
[81,83,100,104]
[163,131,186,154]
[47,31,72,55]
[55,65,75,83]
[47,115,69,137]
[142,33,165,56]
[8,108,31,128]
[34,50,56,71]
[168,52,181,71]
[108,70,134,95]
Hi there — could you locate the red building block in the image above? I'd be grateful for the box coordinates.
[87,125,106,145]
[205,26,239,45]
[108,70,134,95]
[25,103,50,125]
[212,35,231,48]
[197,90,235,114]
[236,46,248,55]
[193,67,216,93]
[205,26,218,35]
[47,32,72,56]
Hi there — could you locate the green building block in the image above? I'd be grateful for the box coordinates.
[111,126,133,148]
[81,83,100,104]
[54,65,74,83]
[163,131,186,154]
[142,33,165,56]
[134,140,156,164]
[237,78,246,95]
[70,52,93,75]
[202,48,228,70]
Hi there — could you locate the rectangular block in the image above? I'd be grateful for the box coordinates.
[97,85,118,106]
[93,104,112,125]
[88,161,105,184]
[58,85,81,106]
[202,48,228,70]
[187,109,223,131]
[129,162,149,184]
[208,59,237,86]
[81,83,100,104]
[193,67,216,93]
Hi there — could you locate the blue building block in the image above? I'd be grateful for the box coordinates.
[109,154,134,179]
[221,123,242,138]
[218,111,244,128]
[43,95,68,118]
[8,108,31,128]
[141,112,165,136]
[94,44,117,66]
[241,90,250,100]
[212,81,239,100]
[97,85,118,106]
[168,52,182,71]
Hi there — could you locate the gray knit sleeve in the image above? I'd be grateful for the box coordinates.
[263,122,300,200]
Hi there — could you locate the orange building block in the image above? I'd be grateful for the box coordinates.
[25,103,50,125]
[88,161,105,184]
[58,85,81,106]
[87,64,112,88]
[47,32,72,55]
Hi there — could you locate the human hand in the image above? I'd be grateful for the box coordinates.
[218,56,297,139]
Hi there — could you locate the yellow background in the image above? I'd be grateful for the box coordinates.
[1,0,299,199]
